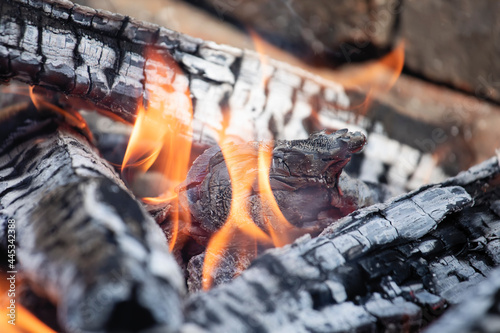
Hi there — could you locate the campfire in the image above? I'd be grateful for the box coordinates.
[1,0,500,332]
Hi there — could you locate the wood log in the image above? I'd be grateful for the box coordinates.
[0,0,350,145]
[181,156,500,332]
[0,103,185,332]
[185,0,399,63]
[0,0,453,194]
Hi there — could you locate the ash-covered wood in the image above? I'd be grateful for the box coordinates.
[181,157,500,332]
[425,264,500,333]
[0,0,456,195]
[0,0,350,147]
[0,105,185,332]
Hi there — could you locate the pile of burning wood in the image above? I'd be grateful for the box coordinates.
[1,0,500,332]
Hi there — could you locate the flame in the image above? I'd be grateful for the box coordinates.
[202,138,308,289]
[202,140,272,290]
[0,276,55,333]
[339,41,405,116]
[28,86,93,139]
[257,143,296,247]
[248,29,270,89]
[121,48,193,251]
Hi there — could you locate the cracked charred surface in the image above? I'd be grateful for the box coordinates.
[182,157,500,332]
[0,0,351,149]
[0,105,184,333]
[177,130,371,244]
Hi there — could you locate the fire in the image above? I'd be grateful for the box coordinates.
[0,276,55,333]
[202,138,306,289]
[338,41,405,116]
[121,48,193,250]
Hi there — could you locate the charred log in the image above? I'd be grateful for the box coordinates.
[0,0,351,147]
[0,103,185,332]
[182,156,500,332]
[177,130,368,238]
[162,130,391,291]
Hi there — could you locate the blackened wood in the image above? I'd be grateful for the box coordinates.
[182,157,500,332]
[0,106,185,332]
[0,0,351,147]
[0,0,454,194]
[425,265,500,333]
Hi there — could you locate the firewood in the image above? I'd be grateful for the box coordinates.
[0,0,455,195]
[177,129,398,291]
[178,130,367,236]
[0,0,350,147]
[181,156,500,332]
[0,103,185,332]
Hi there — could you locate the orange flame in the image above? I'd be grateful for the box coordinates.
[0,276,55,333]
[202,138,309,289]
[202,140,272,290]
[121,48,193,251]
[339,41,405,116]
[257,143,296,247]
[29,86,93,139]
[248,29,270,89]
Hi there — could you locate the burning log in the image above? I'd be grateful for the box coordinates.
[0,102,185,332]
[159,129,393,291]
[179,130,369,239]
[181,156,500,331]
[0,0,455,195]
[0,0,350,147]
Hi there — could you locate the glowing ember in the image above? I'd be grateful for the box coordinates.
[122,48,193,251]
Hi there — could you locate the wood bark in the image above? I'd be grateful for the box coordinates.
[181,156,500,332]
[0,104,185,333]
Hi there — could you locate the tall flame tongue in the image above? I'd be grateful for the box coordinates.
[122,48,193,250]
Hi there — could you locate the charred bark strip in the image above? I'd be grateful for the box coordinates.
[182,157,500,332]
[0,105,185,332]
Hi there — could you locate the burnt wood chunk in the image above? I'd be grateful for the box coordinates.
[177,130,373,241]
[182,157,500,332]
[0,105,185,332]
[425,265,500,333]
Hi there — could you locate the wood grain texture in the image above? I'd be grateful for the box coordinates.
[0,107,185,333]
